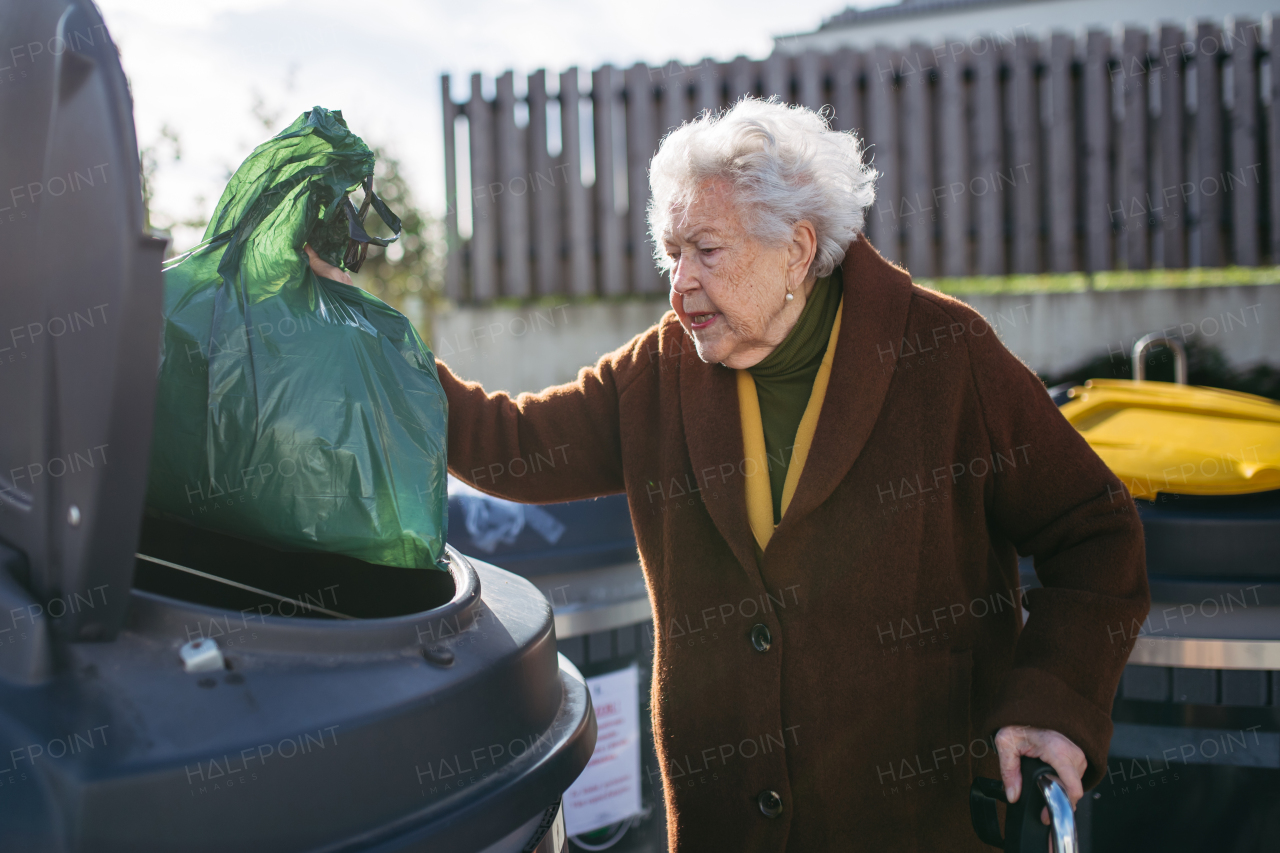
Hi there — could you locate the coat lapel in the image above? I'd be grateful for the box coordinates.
[772,236,914,539]
[678,335,761,575]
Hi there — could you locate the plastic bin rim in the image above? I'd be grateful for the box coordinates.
[125,544,481,653]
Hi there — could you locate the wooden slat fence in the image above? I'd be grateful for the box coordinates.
[443,20,1277,303]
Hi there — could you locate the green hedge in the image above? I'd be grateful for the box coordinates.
[918,266,1280,296]
[1040,338,1280,401]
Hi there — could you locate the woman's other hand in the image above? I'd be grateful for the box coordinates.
[995,724,1087,826]
[304,243,353,285]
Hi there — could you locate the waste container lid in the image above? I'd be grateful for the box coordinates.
[1059,379,1280,499]
[0,0,167,640]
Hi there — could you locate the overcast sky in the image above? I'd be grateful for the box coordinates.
[96,0,858,250]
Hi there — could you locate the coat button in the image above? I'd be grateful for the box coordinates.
[757,789,783,818]
[750,623,772,653]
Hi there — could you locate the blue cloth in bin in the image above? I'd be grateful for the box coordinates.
[447,477,565,553]
[446,476,638,577]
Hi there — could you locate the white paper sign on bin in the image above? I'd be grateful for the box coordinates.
[563,664,642,836]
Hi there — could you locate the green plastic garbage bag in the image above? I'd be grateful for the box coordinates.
[145,107,448,570]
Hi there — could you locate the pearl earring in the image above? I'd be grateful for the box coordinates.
[785,291,794,302]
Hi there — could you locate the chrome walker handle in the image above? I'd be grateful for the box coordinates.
[1036,774,1079,853]
[1131,333,1187,384]
[969,757,1080,852]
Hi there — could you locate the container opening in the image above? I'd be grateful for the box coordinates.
[134,514,455,619]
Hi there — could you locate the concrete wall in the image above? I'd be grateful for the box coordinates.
[962,284,1278,377]
[431,284,1279,394]
[432,300,671,392]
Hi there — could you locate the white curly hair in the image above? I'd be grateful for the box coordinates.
[647,97,878,279]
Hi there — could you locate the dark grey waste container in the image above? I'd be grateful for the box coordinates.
[1027,390,1280,852]
[0,2,595,850]
[449,484,665,852]
[1090,489,1280,853]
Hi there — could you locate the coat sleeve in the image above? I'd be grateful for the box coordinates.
[960,309,1151,790]
[436,322,660,504]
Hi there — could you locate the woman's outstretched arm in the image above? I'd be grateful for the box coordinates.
[436,325,658,504]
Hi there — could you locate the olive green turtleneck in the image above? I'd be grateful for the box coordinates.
[747,268,844,525]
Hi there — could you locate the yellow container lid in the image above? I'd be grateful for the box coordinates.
[1059,379,1280,499]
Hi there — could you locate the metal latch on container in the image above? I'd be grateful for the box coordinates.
[179,639,225,673]
[421,645,455,667]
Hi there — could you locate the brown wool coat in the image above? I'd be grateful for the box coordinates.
[438,237,1150,852]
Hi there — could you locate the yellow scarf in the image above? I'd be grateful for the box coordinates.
[737,299,844,552]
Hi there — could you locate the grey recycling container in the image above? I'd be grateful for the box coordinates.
[0,2,594,850]
[1090,486,1280,853]
[449,486,665,852]
[1032,370,1280,852]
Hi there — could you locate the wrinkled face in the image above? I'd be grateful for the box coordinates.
[662,179,812,369]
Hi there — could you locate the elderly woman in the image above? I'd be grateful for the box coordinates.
[319,99,1148,850]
